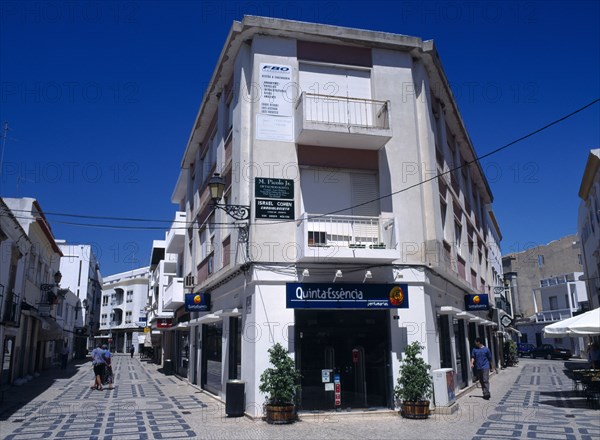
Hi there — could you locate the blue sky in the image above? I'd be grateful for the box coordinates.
[1,1,598,277]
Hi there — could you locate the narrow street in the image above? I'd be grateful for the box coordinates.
[0,356,597,439]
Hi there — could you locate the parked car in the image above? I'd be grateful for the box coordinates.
[517,343,536,357]
[530,344,572,360]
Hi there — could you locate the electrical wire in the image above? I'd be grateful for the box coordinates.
[1,98,598,231]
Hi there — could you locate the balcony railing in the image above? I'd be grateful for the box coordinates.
[295,93,392,149]
[299,93,390,129]
[1,290,21,324]
[166,211,186,254]
[163,277,184,312]
[535,308,575,323]
[304,214,395,249]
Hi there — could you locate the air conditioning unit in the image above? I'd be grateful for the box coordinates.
[184,275,195,289]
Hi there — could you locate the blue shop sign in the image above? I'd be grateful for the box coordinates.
[286,283,409,309]
[464,293,489,311]
[185,292,211,312]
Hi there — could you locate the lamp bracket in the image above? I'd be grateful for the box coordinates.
[214,203,250,220]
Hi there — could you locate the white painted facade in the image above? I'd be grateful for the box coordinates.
[578,149,600,310]
[173,17,504,416]
[0,198,32,385]
[56,241,103,356]
[99,267,149,353]
[2,198,64,378]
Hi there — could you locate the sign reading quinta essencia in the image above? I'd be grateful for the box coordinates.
[286,283,409,309]
[464,293,489,311]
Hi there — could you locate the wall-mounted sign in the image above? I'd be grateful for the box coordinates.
[286,283,409,309]
[500,314,513,327]
[255,178,294,200]
[465,294,490,311]
[256,63,294,141]
[185,292,211,312]
[156,318,173,329]
[255,199,294,219]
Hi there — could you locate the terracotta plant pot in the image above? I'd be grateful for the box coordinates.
[400,401,430,419]
[265,404,296,424]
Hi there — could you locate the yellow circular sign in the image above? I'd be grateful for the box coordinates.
[473,295,480,304]
[389,286,404,306]
[194,294,202,304]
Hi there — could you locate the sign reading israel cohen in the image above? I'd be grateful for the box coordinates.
[464,293,489,311]
[185,292,211,312]
[286,283,409,309]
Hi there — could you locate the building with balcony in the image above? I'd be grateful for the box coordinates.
[502,235,585,317]
[0,198,32,385]
[99,267,149,353]
[578,149,600,311]
[173,17,504,416]
[56,241,103,358]
[2,198,65,379]
[515,272,588,356]
[145,238,184,366]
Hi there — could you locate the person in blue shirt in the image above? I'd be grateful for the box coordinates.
[90,343,106,391]
[102,344,114,390]
[470,337,494,400]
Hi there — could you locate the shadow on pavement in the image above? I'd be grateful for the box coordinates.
[0,358,90,421]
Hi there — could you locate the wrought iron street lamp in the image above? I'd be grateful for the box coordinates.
[208,173,250,220]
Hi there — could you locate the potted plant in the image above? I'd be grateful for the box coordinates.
[259,343,301,424]
[394,341,433,419]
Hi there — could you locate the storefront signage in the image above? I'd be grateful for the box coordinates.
[464,294,489,311]
[255,178,294,199]
[500,314,513,327]
[256,63,294,141]
[321,369,331,383]
[156,318,173,329]
[286,283,409,309]
[255,199,294,219]
[185,292,211,312]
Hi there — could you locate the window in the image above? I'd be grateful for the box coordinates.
[126,290,133,303]
[125,311,132,324]
[440,201,447,230]
[101,314,107,325]
[549,296,558,310]
[537,255,544,267]
[454,221,462,255]
[578,254,582,265]
[102,295,109,306]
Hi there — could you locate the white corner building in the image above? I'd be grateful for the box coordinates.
[171,17,506,416]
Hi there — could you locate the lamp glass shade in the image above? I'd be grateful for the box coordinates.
[54,271,62,284]
[208,173,225,202]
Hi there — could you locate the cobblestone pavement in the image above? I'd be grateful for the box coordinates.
[0,356,598,439]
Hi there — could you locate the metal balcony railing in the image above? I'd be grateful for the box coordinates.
[298,93,390,129]
[304,214,395,249]
[535,308,575,323]
[1,289,21,324]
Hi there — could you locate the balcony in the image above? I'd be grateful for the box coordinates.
[0,289,21,325]
[296,213,398,262]
[166,211,186,254]
[295,93,392,149]
[163,277,184,312]
[535,308,574,323]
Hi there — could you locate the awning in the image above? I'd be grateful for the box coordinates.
[544,307,600,336]
[188,313,221,326]
[38,317,64,341]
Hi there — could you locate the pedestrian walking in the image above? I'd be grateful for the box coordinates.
[130,344,135,359]
[90,343,106,391]
[471,337,494,400]
[102,344,114,390]
[61,343,70,370]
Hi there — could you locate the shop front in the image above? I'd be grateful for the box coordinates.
[287,282,408,412]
